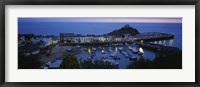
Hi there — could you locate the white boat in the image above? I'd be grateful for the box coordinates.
[128,46,133,50]
[92,47,96,51]
[102,54,107,59]
[122,51,127,55]
[66,47,72,52]
[124,54,130,58]
[132,48,139,53]
[115,62,119,66]
[75,45,81,48]
[102,50,106,54]
[83,48,87,51]
[87,56,92,59]
[110,52,116,57]
[130,56,137,61]
[108,47,112,52]
[118,47,123,50]
[46,62,51,66]
[110,53,116,57]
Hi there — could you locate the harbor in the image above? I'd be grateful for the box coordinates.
[18,22,182,69]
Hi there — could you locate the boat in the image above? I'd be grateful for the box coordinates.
[110,53,116,57]
[92,47,96,51]
[75,45,81,48]
[115,62,119,66]
[66,47,72,52]
[102,50,106,54]
[83,48,87,51]
[108,47,113,52]
[118,47,123,50]
[130,56,137,61]
[109,49,113,52]
[110,52,116,57]
[132,48,139,53]
[113,56,120,60]
[121,51,130,58]
[124,54,130,58]
[46,62,51,66]
[87,56,92,59]
[102,54,107,59]
[128,46,133,50]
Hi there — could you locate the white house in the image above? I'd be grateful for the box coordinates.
[40,38,53,48]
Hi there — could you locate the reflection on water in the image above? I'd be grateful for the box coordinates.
[159,40,162,44]
[151,39,176,48]
[74,38,180,69]
[76,45,156,69]
[169,39,174,46]
[115,47,118,52]
[88,48,91,54]
[139,47,144,53]
[163,40,166,46]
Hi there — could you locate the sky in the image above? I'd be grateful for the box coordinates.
[18,18,182,36]
[18,18,182,23]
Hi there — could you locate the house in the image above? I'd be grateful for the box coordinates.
[40,38,53,48]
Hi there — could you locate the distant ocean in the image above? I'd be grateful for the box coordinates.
[18,22,182,49]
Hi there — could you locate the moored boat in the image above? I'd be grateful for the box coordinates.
[130,56,137,61]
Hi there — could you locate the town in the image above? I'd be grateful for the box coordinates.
[18,24,181,69]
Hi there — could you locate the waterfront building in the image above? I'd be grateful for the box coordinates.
[60,33,127,43]
[60,33,75,43]
[52,37,60,44]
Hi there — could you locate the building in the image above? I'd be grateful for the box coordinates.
[60,33,75,43]
[40,38,53,48]
[60,33,124,44]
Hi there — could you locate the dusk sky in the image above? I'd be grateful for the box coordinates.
[18,18,182,36]
[18,18,182,23]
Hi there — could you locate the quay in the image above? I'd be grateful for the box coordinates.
[135,41,181,54]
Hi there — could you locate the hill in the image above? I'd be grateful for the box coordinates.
[107,24,140,37]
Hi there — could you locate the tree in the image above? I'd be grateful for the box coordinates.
[60,53,80,69]
[127,57,153,69]
[80,59,118,69]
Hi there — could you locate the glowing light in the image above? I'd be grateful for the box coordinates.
[141,40,143,43]
[102,49,104,53]
[99,37,105,42]
[139,47,144,53]
[88,48,91,54]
